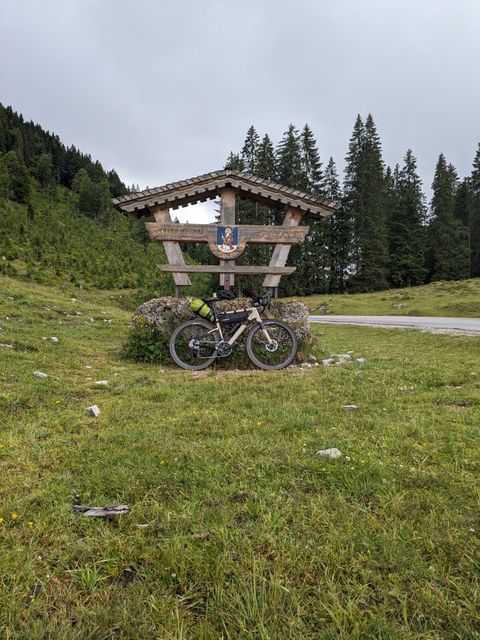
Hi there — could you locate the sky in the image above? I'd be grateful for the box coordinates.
[1,0,479,222]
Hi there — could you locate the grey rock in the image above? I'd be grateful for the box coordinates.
[34,371,48,379]
[134,296,314,361]
[322,358,335,366]
[95,380,108,386]
[356,357,367,364]
[316,448,342,459]
[85,404,101,418]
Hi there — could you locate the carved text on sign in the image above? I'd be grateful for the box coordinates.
[144,223,308,245]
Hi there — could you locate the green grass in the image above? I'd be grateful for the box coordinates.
[1,275,479,639]
[291,278,480,317]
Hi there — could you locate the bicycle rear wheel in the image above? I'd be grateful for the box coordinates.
[246,320,297,370]
[169,320,220,370]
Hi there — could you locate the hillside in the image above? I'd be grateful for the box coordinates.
[0,103,213,299]
[292,278,480,317]
[1,275,479,637]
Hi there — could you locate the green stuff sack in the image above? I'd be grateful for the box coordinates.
[189,297,215,323]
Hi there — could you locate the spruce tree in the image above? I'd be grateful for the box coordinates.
[225,152,244,171]
[469,144,480,277]
[299,125,327,293]
[324,158,347,291]
[343,114,389,291]
[428,154,469,280]
[388,150,427,287]
[275,124,307,295]
[300,124,324,195]
[276,124,303,190]
[256,134,276,181]
[342,115,364,290]
[241,126,260,174]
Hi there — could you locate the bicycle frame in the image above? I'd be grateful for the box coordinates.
[207,306,274,347]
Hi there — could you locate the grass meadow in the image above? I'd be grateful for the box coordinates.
[0,275,479,639]
[292,278,480,318]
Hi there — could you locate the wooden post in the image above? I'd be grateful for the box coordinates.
[263,207,303,289]
[219,187,236,289]
[150,206,191,292]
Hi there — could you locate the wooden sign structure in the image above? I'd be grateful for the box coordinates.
[112,170,338,296]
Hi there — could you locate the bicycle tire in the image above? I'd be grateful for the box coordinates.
[169,320,220,370]
[246,320,297,370]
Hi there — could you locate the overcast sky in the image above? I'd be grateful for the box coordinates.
[1,0,479,222]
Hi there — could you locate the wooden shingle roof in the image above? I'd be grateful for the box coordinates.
[112,170,339,219]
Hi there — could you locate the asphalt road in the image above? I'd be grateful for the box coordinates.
[309,315,480,335]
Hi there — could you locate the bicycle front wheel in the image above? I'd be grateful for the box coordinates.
[169,320,220,370]
[246,320,297,370]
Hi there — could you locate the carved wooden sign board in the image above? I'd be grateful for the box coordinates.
[112,170,338,295]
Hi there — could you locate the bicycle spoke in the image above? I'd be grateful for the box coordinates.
[170,322,218,369]
[247,321,297,370]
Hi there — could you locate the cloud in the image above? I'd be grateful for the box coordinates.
[1,0,479,199]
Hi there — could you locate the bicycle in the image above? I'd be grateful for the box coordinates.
[169,294,298,371]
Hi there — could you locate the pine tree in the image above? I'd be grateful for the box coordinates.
[300,124,324,195]
[224,152,244,171]
[275,124,307,295]
[343,114,389,291]
[388,150,427,287]
[299,125,326,293]
[324,158,347,291]
[469,143,480,277]
[342,115,364,290]
[0,150,30,203]
[241,126,260,174]
[428,154,469,280]
[276,125,303,190]
[256,134,276,181]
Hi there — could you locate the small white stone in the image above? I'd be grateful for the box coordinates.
[316,448,342,459]
[95,380,108,386]
[50,336,59,343]
[322,358,335,367]
[34,371,48,379]
[85,405,101,418]
[85,365,92,369]
[70,297,77,302]
[356,357,366,364]
[0,343,13,349]
[342,404,358,410]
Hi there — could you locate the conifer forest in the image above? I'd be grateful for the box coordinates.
[1,102,479,297]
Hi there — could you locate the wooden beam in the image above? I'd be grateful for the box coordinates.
[150,206,191,286]
[157,265,296,275]
[263,207,303,289]
[144,223,308,244]
[219,187,237,288]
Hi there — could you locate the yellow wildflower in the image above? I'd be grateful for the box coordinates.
[28,521,33,528]
[11,513,18,520]
[0,517,4,524]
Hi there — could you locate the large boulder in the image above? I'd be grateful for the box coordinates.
[122,296,315,367]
